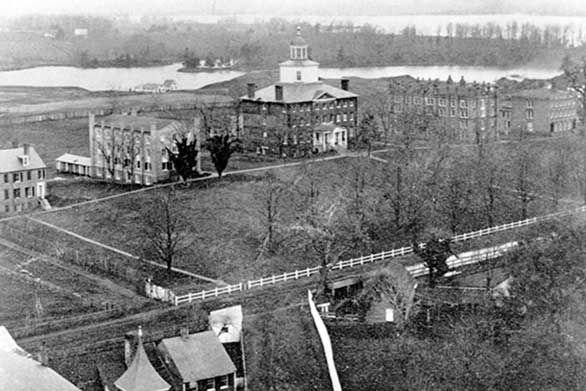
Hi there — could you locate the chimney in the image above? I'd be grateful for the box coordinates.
[275,85,283,101]
[180,327,190,340]
[341,78,349,91]
[23,143,29,156]
[246,83,256,99]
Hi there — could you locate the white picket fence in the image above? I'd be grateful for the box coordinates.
[174,282,244,306]
[171,206,586,306]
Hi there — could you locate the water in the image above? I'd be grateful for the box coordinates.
[0,63,562,91]
[0,63,245,91]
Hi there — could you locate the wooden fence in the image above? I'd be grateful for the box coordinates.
[171,206,585,306]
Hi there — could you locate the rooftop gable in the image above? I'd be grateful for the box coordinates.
[241,82,358,103]
[0,146,46,174]
[160,331,236,383]
[95,114,180,132]
[115,338,170,391]
[0,349,81,391]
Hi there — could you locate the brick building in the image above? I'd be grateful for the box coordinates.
[89,113,197,185]
[0,144,47,215]
[239,27,359,156]
[499,88,578,135]
[388,75,499,142]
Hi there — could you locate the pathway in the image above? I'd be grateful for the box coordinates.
[26,216,226,285]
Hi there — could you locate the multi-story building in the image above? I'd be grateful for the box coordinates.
[387,75,499,142]
[89,113,195,185]
[239,27,359,156]
[499,88,578,135]
[0,144,47,215]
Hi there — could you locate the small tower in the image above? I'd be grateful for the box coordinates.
[279,26,320,83]
[290,26,309,61]
[115,326,170,391]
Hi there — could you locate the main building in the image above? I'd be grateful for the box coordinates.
[239,27,359,156]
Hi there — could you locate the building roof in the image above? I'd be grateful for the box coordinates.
[279,59,320,67]
[241,82,358,103]
[95,114,179,131]
[315,123,344,132]
[55,153,91,166]
[0,326,27,355]
[0,146,46,174]
[0,349,81,391]
[115,336,170,391]
[160,331,236,382]
[389,75,496,98]
[291,26,307,46]
[508,88,575,100]
[209,305,243,344]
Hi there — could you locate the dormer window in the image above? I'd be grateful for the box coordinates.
[19,155,29,167]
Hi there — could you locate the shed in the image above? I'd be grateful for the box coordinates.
[55,153,91,176]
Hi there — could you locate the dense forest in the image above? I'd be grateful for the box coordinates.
[1,15,584,71]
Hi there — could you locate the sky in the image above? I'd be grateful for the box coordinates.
[1,0,586,17]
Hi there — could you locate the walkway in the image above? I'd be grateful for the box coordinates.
[26,217,226,285]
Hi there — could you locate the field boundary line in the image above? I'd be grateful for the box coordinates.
[25,217,224,285]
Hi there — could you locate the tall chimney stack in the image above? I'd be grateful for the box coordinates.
[341,78,349,91]
[23,143,30,157]
[246,83,256,99]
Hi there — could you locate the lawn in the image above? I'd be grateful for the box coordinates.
[37,157,360,284]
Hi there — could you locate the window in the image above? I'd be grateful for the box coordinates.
[526,109,534,120]
[296,71,302,81]
[13,189,20,199]
[144,162,151,171]
[4,205,9,213]
[460,109,469,118]
[218,375,229,390]
[13,173,19,183]
[4,189,8,200]
[342,113,347,121]
[439,98,447,107]
[27,171,31,181]
[527,99,534,108]
[336,114,341,122]
[439,108,446,117]
[349,101,354,107]
[460,100,468,108]
[3,174,8,183]
[450,108,457,117]
[450,98,457,107]
[296,48,301,58]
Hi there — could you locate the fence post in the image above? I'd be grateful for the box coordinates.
[295,270,299,279]
[306,267,310,277]
[215,287,218,296]
[247,280,252,289]
[272,275,276,284]
[202,290,206,299]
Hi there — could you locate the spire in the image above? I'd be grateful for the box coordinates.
[115,326,170,391]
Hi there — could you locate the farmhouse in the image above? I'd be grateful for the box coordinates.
[0,144,48,215]
[239,27,359,156]
[89,113,197,185]
[158,330,237,391]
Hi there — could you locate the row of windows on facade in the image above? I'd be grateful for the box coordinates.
[4,186,37,200]
[4,202,36,213]
[94,168,154,184]
[393,104,491,119]
[3,170,46,183]
[96,157,173,171]
[262,100,354,113]
[288,112,355,127]
[258,130,347,144]
[392,95,494,108]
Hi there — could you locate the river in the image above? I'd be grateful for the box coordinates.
[0,63,563,92]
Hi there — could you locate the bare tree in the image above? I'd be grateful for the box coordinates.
[253,172,287,260]
[141,188,189,272]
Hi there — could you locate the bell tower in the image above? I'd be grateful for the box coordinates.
[279,26,319,83]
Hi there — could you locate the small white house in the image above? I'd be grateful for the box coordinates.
[74,28,88,37]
